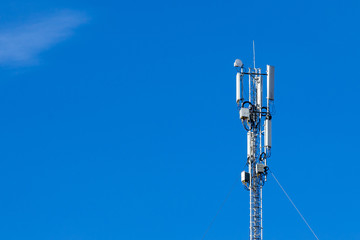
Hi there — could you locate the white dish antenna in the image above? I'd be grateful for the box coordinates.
[234,59,243,68]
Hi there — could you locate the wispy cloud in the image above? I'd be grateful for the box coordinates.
[0,10,88,66]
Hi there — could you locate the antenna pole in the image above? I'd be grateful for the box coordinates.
[234,57,275,240]
[253,40,256,68]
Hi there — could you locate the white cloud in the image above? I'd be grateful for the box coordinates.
[0,10,88,66]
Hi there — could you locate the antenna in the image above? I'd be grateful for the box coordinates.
[234,54,275,240]
[253,40,256,68]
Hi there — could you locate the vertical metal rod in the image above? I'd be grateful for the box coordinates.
[261,187,263,240]
[253,40,256,69]
[258,68,262,156]
[248,68,251,102]
[258,67,263,240]
[249,131,252,240]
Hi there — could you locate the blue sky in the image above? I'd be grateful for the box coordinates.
[0,0,359,239]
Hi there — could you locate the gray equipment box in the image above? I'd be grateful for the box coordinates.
[241,171,250,183]
[256,164,265,174]
[240,108,250,120]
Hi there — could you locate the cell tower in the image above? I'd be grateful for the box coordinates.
[234,58,275,240]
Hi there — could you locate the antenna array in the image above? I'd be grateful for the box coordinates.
[234,57,275,240]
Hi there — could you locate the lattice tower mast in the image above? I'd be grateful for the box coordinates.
[234,59,275,240]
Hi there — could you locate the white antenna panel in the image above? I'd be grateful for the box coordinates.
[247,132,251,157]
[257,76,262,107]
[267,65,275,100]
[264,119,272,148]
[236,72,241,103]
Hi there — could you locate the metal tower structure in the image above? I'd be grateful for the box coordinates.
[234,58,275,240]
